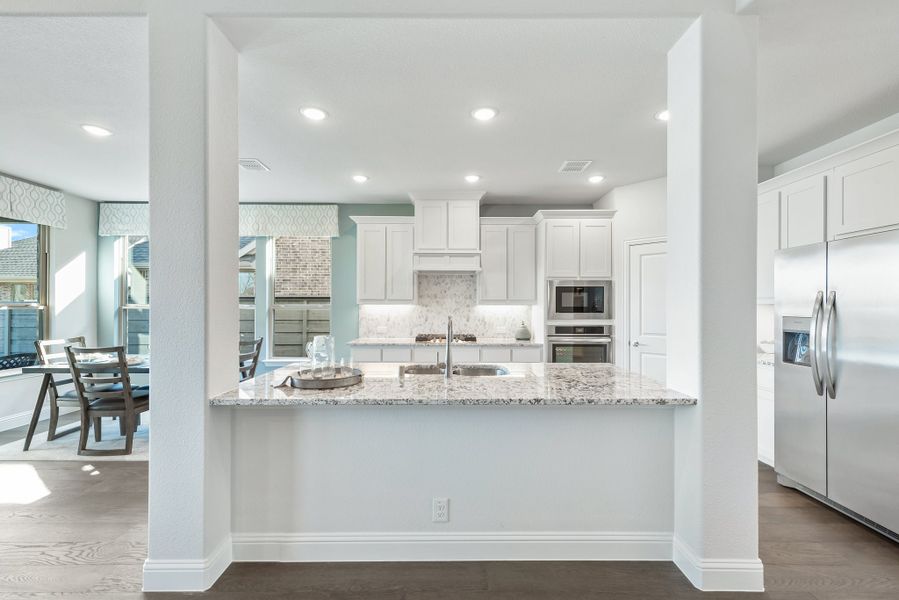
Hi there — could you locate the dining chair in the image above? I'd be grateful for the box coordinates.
[34,337,86,442]
[64,345,150,456]
[239,337,264,382]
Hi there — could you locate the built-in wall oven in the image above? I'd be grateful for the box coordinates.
[548,280,612,321]
[547,325,613,364]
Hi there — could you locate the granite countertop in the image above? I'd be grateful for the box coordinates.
[349,337,542,347]
[210,362,696,407]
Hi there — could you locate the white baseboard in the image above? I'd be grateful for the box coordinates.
[0,406,78,433]
[142,536,232,592]
[232,531,673,562]
[672,537,764,592]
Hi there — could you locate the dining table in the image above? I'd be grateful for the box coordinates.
[19,357,149,451]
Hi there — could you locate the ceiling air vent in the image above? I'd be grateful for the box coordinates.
[558,160,593,174]
[239,158,270,172]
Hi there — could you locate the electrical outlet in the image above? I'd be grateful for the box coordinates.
[432,497,449,523]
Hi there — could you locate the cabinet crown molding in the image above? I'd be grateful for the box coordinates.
[479,217,536,225]
[533,209,617,222]
[408,191,485,203]
[350,216,414,225]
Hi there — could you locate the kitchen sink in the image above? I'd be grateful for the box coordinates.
[454,365,510,377]
[401,364,509,377]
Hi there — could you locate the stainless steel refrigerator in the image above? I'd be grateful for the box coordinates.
[775,228,899,539]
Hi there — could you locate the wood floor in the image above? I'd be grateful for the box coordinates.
[2,427,899,599]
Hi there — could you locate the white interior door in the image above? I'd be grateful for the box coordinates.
[628,240,667,384]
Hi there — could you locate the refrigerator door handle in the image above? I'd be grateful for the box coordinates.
[809,291,825,396]
[822,291,837,399]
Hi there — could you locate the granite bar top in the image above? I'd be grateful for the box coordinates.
[210,362,696,407]
[349,337,542,347]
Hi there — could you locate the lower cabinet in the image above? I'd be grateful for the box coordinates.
[758,364,775,466]
[351,345,543,364]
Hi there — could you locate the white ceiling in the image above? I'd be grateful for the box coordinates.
[0,4,898,203]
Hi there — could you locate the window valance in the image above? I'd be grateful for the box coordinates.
[0,174,67,228]
[99,203,339,237]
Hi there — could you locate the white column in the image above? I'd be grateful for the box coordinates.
[667,10,763,592]
[144,3,239,591]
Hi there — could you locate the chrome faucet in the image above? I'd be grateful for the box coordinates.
[445,316,453,379]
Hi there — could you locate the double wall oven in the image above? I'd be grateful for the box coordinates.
[546,280,614,363]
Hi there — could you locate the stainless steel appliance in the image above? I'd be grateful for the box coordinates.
[548,280,612,321]
[546,325,613,363]
[775,229,899,539]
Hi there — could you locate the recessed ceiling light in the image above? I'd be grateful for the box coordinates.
[464,174,481,183]
[588,175,605,184]
[300,107,328,121]
[654,109,670,122]
[471,107,498,121]
[80,124,113,137]
[352,174,369,183]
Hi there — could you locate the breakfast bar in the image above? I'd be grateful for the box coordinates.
[213,363,695,563]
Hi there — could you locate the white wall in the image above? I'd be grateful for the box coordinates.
[594,177,667,369]
[0,193,99,431]
[231,406,676,561]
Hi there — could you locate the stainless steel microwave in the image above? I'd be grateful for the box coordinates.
[548,280,612,321]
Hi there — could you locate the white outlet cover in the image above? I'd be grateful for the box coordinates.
[432,497,449,523]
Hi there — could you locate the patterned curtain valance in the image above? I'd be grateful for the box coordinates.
[0,174,67,228]
[99,203,149,236]
[239,204,338,237]
[99,203,339,237]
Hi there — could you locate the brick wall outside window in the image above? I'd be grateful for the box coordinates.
[274,237,331,299]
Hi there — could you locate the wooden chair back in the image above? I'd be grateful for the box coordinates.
[239,337,264,382]
[64,346,137,412]
[35,336,86,365]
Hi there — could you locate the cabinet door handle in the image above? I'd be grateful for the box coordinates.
[632,341,640,348]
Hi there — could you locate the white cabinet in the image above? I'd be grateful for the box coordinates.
[386,224,414,301]
[350,344,543,364]
[478,221,537,304]
[544,218,613,279]
[352,217,415,304]
[412,193,482,254]
[356,223,387,302]
[512,346,542,363]
[479,225,508,301]
[579,220,612,278]
[757,190,780,303]
[780,173,826,249]
[545,221,580,278]
[480,347,511,363]
[414,201,447,251]
[508,225,537,302]
[829,145,899,239]
[447,200,480,251]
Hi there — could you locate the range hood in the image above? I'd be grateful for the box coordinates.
[410,191,484,272]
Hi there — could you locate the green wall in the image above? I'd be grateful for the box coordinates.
[331,203,414,361]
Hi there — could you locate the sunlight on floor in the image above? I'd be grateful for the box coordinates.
[0,464,51,504]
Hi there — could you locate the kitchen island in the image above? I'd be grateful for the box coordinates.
[211,362,694,407]
[214,363,696,564]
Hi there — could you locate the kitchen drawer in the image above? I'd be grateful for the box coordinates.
[512,347,542,363]
[450,346,480,363]
[480,347,511,363]
[382,347,412,362]
[412,347,440,363]
[351,347,382,362]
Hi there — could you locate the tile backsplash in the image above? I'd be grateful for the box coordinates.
[358,273,533,338]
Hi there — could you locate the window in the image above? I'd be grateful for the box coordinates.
[0,219,48,372]
[238,237,257,347]
[270,236,331,358]
[121,236,150,355]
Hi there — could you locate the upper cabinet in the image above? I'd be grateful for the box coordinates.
[780,173,826,249]
[352,216,415,304]
[411,191,484,271]
[478,220,537,304]
[537,212,615,280]
[829,145,899,239]
[757,190,780,303]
